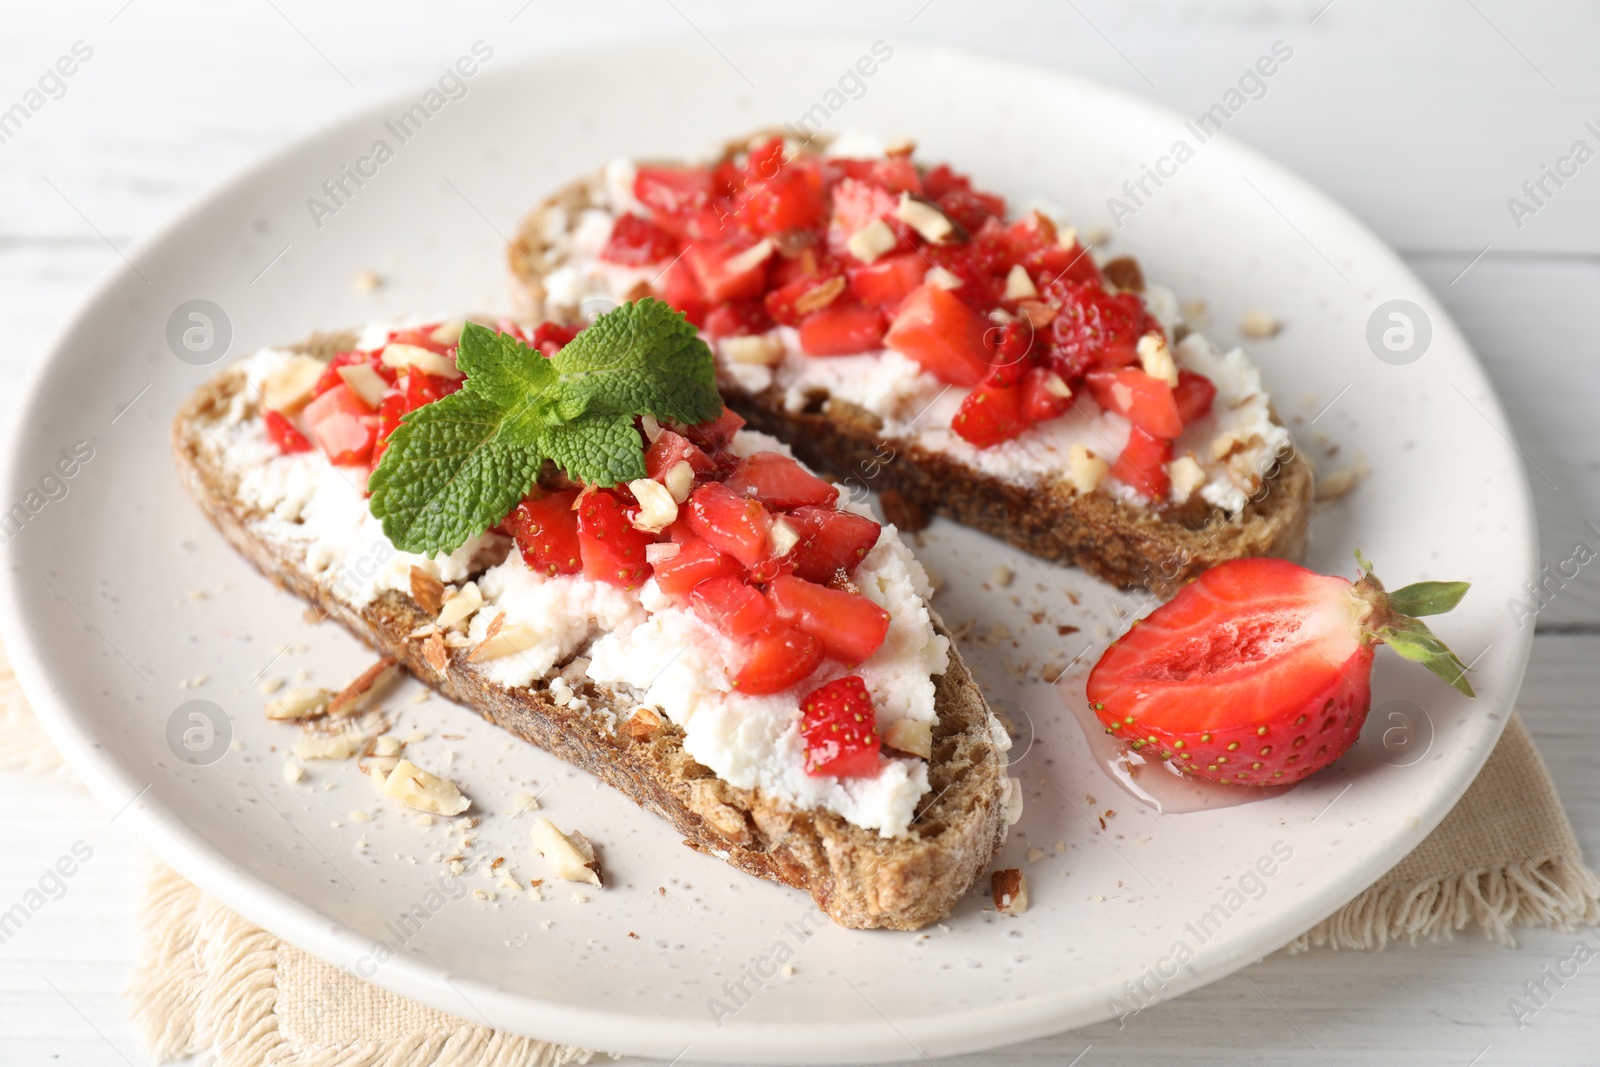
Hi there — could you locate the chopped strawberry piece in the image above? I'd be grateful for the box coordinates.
[384,327,453,356]
[1020,366,1073,423]
[1084,367,1184,439]
[634,165,714,229]
[691,576,771,639]
[798,304,886,356]
[766,575,890,665]
[504,488,583,577]
[883,285,994,387]
[869,158,922,195]
[920,243,1003,310]
[263,409,312,454]
[744,166,828,235]
[936,187,1004,233]
[644,428,715,480]
[683,406,746,451]
[982,321,1035,388]
[372,393,407,465]
[827,179,904,259]
[800,675,881,778]
[600,213,680,266]
[732,624,823,695]
[404,370,459,410]
[530,322,579,358]
[952,383,1028,448]
[1173,369,1217,425]
[311,350,381,399]
[576,488,654,590]
[723,452,838,509]
[847,252,926,311]
[764,271,846,327]
[702,297,774,338]
[651,534,743,597]
[686,481,773,568]
[1112,427,1173,500]
[301,384,378,467]
[1042,281,1151,376]
[785,506,881,583]
[652,258,709,327]
[685,241,771,303]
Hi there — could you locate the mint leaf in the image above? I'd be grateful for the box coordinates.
[369,302,720,556]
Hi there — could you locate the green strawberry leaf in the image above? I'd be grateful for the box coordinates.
[1381,616,1477,697]
[369,302,720,556]
[1387,580,1471,618]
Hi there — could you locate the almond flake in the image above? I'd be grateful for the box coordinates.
[663,460,695,503]
[883,718,932,759]
[292,733,362,761]
[529,817,603,886]
[422,633,449,674]
[628,478,679,533]
[264,686,334,721]
[381,343,462,380]
[1066,444,1108,495]
[336,362,388,407]
[1137,332,1178,387]
[1003,264,1038,301]
[895,193,956,243]
[435,582,482,631]
[722,334,786,366]
[846,219,897,263]
[259,355,326,415]
[381,759,471,816]
[409,567,446,615]
[627,706,662,741]
[792,275,847,315]
[327,657,399,718]
[467,623,543,663]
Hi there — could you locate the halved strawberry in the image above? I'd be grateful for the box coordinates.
[576,488,654,590]
[1086,556,1474,786]
[800,675,882,778]
[723,452,838,509]
[785,506,882,583]
[766,575,890,665]
[651,533,743,597]
[732,624,823,695]
[691,576,771,640]
[263,409,312,454]
[798,304,886,356]
[1173,369,1218,425]
[883,284,994,387]
[1084,367,1184,439]
[686,481,772,568]
[301,383,378,467]
[503,488,583,577]
[1111,427,1172,500]
[952,382,1028,448]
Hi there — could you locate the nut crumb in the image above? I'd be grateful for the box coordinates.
[349,810,371,823]
[992,869,1029,915]
[352,269,381,294]
[281,762,305,784]
[1026,847,1044,863]
[990,565,1014,588]
[1239,310,1280,339]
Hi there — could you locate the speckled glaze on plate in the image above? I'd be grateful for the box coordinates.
[0,34,1533,1063]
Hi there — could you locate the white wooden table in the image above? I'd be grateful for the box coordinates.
[3,1,1599,1063]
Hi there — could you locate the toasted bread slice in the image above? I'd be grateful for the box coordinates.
[172,331,1012,931]
[509,135,1313,597]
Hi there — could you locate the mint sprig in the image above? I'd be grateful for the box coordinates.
[369,299,721,555]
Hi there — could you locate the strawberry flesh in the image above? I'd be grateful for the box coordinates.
[504,488,583,577]
[733,624,823,695]
[576,488,654,590]
[800,675,882,777]
[765,575,890,665]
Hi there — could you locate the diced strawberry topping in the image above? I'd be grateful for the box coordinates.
[633,165,714,230]
[504,488,583,577]
[743,165,827,235]
[847,252,926,311]
[1084,368,1184,439]
[301,383,378,467]
[1173,369,1218,425]
[732,624,823,695]
[882,284,994,387]
[797,304,886,356]
[683,406,746,451]
[952,382,1027,448]
[686,481,772,568]
[263,409,312,454]
[1021,366,1073,423]
[765,575,890,665]
[372,393,407,465]
[691,576,771,639]
[685,241,771,303]
[799,675,881,778]
[404,370,459,410]
[576,488,654,590]
[651,534,743,597]
[530,322,579,358]
[702,297,774,339]
[785,506,881,583]
[1112,427,1173,500]
[644,428,715,480]
[1042,281,1152,376]
[722,452,839,509]
[600,212,680,266]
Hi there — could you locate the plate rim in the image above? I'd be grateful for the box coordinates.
[0,31,1538,1063]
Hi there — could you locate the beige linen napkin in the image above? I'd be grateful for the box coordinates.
[2,650,1596,1066]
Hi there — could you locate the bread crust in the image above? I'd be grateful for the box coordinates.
[171,339,1009,931]
[509,138,1313,596]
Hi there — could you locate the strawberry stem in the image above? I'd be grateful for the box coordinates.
[1351,551,1477,697]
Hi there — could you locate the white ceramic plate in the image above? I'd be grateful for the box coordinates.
[0,34,1534,1063]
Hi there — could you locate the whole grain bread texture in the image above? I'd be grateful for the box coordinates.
[172,334,1011,931]
[509,134,1313,597]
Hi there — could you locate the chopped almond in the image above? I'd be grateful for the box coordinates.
[768,517,800,558]
[924,266,962,290]
[723,238,775,276]
[1003,264,1038,301]
[260,355,326,415]
[422,633,449,674]
[292,732,361,761]
[1137,333,1178,388]
[992,868,1029,915]
[1102,256,1145,292]
[895,193,957,243]
[1168,454,1207,504]
[327,657,399,718]
[627,706,663,741]
[628,478,679,533]
[529,816,602,886]
[264,686,333,721]
[409,566,446,615]
[434,581,483,631]
[722,334,786,366]
[336,362,388,407]
[883,718,932,759]
[381,343,462,380]
[846,219,897,264]
[793,274,847,315]
[1239,310,1280,339]
[663,460,696,503]
[429,319,465,346]
[1066,444,1108,495]
[381,759,471,816]
[468,623,543,663]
